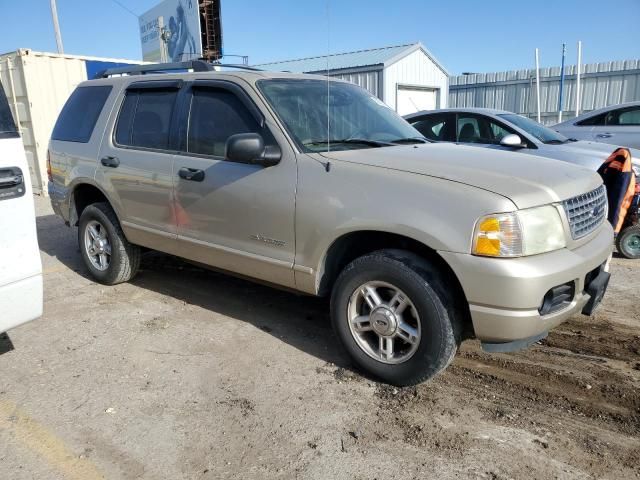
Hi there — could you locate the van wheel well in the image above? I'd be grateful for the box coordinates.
[70,184,109,226]
[319,231,474,338]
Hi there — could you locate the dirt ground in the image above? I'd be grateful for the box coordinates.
[0,196,638,480]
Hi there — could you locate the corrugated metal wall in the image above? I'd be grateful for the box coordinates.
[449,59,640,125]
[331,70,380,98]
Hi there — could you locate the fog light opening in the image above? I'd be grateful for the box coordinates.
[539,281,575,316]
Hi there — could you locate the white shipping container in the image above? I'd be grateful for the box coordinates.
[0,49,142,194]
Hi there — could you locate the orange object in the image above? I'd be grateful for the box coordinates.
[598,148,636,234]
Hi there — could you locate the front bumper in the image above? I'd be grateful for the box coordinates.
[439,222,614,345]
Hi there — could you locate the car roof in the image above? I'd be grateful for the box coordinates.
[556,100,640,126]
[404,107,512,120]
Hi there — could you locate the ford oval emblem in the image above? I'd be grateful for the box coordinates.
[592,205,602,217]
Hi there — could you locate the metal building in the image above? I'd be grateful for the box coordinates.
[0,49,142,194]
[449,59,640,125]
[256,43,449,115]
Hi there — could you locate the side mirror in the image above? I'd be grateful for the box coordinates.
[500,134,526,148]
[226,133,281,167]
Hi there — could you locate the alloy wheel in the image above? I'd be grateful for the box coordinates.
[347,281,421,364]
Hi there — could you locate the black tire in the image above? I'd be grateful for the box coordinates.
[78,202,141,285]
[330,249,462,386]
[616,225,640,259]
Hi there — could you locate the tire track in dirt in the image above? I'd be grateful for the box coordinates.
[363,327,640,479]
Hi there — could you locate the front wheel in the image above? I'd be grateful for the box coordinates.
[616,225,640,259]
[330,250,461,386]
[78,202,141,285]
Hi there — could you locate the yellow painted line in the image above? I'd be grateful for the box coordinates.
[0,400,104,480]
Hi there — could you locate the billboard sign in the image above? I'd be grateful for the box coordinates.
[139,0,202,63]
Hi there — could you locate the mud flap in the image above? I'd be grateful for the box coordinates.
[581,270,610,316]
[481,331,548,353]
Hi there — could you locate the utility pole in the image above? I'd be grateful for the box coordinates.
[558,43,566,123]
[575,41,582,117]
[534,48,541,123]
[50,0,64,54]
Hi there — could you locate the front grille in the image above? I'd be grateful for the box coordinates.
[562,185,607,239]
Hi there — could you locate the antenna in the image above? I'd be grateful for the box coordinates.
[326,0,331,155]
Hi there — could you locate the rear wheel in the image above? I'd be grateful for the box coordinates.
[330,249,461,386]
[78,202,141,284]
[616,225,640,259]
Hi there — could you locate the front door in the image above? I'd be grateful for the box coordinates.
[455,113,518,148]
[590,106,640,149]
[171,81,297,288]
[0,83,42,332]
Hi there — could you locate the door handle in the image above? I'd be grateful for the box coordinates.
[178,167,205,182]
[101,156,120,168]
[0,173,23,188]
[596,133,613,138]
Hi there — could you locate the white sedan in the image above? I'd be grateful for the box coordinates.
[404,108,640,175]
[553,101,640,150]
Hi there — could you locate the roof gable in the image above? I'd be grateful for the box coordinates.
[255,42,448,75]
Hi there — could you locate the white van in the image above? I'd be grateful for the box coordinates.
[0,81,42,333]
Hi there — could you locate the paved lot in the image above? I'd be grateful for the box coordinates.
[1,196,639,479]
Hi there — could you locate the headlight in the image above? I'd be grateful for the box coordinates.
[472,205,566,257]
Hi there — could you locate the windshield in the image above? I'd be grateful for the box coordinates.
[257,79,424,152]
[498,113,568,144]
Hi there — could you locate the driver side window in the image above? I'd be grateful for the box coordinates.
[456,114,516,144]
[187,88,263,157]
[614,107,640,126]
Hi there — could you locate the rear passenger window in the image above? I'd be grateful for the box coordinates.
[577,112,607,126]
[0,81,18,138]
[187,89,261,157]
[115,89,177,150]
[52,86,112,143]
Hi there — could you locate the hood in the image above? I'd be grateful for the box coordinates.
[535,140,640,171]
[319,143,602,210]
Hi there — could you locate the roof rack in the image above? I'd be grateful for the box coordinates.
[94,60,262,79]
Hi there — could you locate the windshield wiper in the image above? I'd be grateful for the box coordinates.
[303,138,394,148]
[390,136,429,144]
[543,139,569,145]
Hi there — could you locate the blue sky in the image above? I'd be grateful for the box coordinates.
[1,0,639,74]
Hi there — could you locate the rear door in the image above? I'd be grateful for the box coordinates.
[0,81,42,332]
[96,80,181,252]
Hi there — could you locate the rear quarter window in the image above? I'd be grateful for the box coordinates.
[576,112,606,126]
[52,85,112,143]
[0,81,18,139]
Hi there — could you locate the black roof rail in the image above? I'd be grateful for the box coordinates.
[94,60,262,79]
[94,60,212,79]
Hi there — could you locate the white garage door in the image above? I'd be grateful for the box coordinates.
[396,87,438,115]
